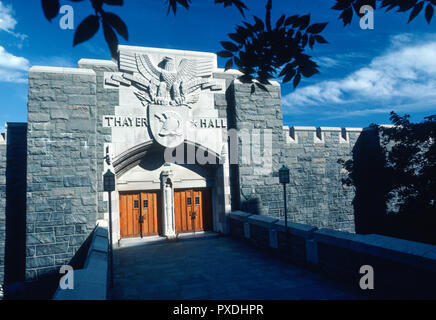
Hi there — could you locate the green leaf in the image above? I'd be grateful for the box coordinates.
[298,14,311,29]
[307,22,328,34]
[425,3,434,23]
[229,32,245,44]
[276,14,286,28]
[102,12,128,40]
[167,0,190,15]
[217,51,233,58]
[314,35,328,44]
[103,21,119,59]
[41,0,60,22]
[293,72,301,88]
[339,7,353,25]
[73,15,100,46]
[282,69,296,83]
[103,0,123,5]
[284,15,298,26]
[332,0,352,10]
[408,2,424,23]
[221,41,239,52]
[253,16,265,30]
[309,35,315,49]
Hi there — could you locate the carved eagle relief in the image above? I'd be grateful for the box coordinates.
[107,51,221,108]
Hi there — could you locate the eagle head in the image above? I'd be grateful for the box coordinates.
[162,56,176,72]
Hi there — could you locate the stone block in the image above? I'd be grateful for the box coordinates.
[27,233,56,245]
[36,242,69,256]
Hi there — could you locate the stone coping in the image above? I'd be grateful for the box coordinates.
[345,127,364,132]
[283,126,364,133]
[118,45,217,61]
[29,66,96,76]
[319,127,342,132]
[247,215,278,229]
[53,220,108,300]
[274,220,318,238]
[215,68,243,75]
[229,211,252,221]
[233,78,280,87]
[314,228,436,272]
[78,59,117,68]
[229,211,317,238]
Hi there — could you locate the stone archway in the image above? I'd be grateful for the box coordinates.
[110,140,231,242]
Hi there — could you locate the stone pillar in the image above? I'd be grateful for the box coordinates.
[160,168,175,238]
[26,66,98,280]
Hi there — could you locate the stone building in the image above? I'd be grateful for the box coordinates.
[0,45,366,283]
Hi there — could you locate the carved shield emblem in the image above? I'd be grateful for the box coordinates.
[148,104,187,148]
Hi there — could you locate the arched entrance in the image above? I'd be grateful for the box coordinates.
[110,140,230,242]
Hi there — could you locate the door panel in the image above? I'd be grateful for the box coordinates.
[174,188,213,233]
[119,191,160,238]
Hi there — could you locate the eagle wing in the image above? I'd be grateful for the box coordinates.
[176,58,214,82]
[176,58,215,104]
[136,54,161,86]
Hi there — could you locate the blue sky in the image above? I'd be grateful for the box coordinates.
[0,0,435,130]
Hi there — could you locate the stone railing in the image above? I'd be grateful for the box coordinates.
[229,211,436,299]
[53,220,109,300]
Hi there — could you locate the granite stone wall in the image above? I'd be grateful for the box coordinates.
[229,79,359,233]
[78,59,118,223]
[26,67,99,280]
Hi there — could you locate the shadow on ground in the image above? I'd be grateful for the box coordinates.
[109,235,363,300]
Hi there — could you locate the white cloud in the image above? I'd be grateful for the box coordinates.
[283,34,436,118]
[0,1,16,32]
[0,46,28,70]
[0,1,26,40]
[0,46,29,83]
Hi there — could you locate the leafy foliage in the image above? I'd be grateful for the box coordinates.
[166,0,247,16]
[379,112,436,216]
[332,0,436,25]
[341,112,436,217]
[40,0,435,87]
[40,0,326,87]
[217,0,328,86]
[41,0,127,58]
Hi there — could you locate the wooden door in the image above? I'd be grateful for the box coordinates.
[174,188,213,234]
[140,192,159,236]
[119,191,159,238]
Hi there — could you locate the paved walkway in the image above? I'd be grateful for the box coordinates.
[109,235,362,300]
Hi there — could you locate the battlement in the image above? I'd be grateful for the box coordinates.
[283,126,363,145]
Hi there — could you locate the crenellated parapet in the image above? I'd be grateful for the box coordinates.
[283,126,363,145]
